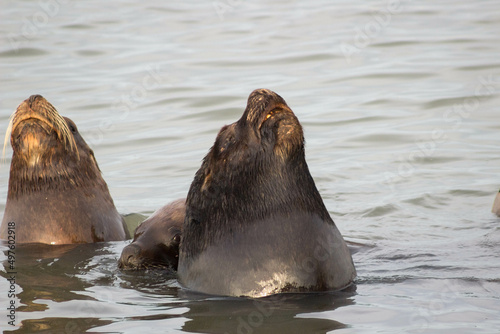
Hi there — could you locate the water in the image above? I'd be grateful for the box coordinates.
[1,0,499,333]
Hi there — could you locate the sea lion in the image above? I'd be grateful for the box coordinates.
[493,190,500,216]
[119,199,184,270]
[0,95,127,244]
[178,88,356,297]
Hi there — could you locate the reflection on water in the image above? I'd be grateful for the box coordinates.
[1,0,500,333]
[179,293,353,334]
[6,244,94,312]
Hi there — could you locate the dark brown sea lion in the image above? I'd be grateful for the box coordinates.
[493,190,500,216]
[0,95,127,244]
[118,199,184,270]
[178,88,356,297]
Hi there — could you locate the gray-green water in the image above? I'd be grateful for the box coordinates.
[1,0,500,333]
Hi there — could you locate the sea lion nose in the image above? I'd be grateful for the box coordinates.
[119,244,141,268]
[246,89,281,112]
[28,94,44,108]
[249,88,274,100]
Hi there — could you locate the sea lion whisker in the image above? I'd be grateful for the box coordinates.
[40,103,80,161]
[2,111,15,160]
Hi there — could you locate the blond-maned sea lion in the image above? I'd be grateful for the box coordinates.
[0,95,127,244]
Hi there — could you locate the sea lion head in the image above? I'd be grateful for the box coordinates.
[210,88,304,167]
[4,95,102,198]
[118,199,184,270]
[119,224,181,270]
[182,89,330,260]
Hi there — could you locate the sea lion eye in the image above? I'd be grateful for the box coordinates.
[172,234,181,243]
[69,124,77,133]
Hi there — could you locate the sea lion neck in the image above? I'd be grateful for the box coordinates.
[6,153,104,200]
[192,148,327,222]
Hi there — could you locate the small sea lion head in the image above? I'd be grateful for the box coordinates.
[4,95,102,196]
[119,224,181,271]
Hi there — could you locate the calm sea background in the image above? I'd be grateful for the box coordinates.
[1,0,499,333]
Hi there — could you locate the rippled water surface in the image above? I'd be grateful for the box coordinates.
[1,0,500,333]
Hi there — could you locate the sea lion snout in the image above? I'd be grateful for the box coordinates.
[242,89,293,129]
[248,88,274,100]
[28,94,44,107]
[119,243,142,269]
[247,88,287,108]
[8,95,79,161]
